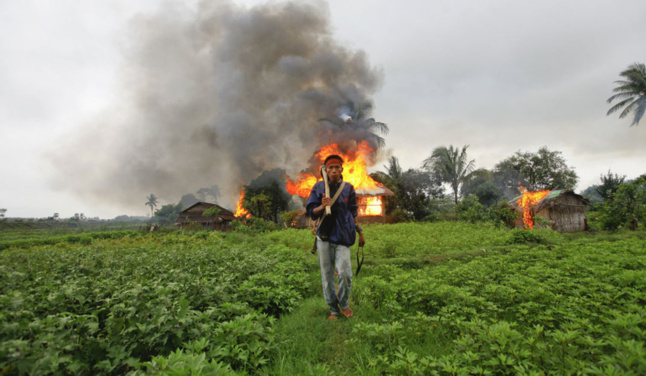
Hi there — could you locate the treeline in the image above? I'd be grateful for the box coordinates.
[370,145,644,231]
[141,145,644,232]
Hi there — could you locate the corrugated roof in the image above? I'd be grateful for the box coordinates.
[509,189,562,203]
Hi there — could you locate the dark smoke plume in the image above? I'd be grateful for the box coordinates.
[48,0,383,212]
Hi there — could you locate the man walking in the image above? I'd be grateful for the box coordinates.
[307,154,365,320]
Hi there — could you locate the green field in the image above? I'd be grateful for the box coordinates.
[1,223,645,375]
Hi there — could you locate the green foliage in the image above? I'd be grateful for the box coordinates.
[489,200,519,229]
[389,208,414,223]
[202,206,222,218]
[461,168,504,208]
[495,146,578,194]
[0,233,309,374]
[154,203,183,226]
[457,194,485,223]
[243,169,291,223]
[596,170,626,201]
[366,222,510,258]
[599,177,646,230]
[280,210,302,228]
[350,236,646,375]
[581,184,604,205]
[423,145,475,204]
[0,230,140,250]
[507,228,546,244]
[231,217,281,234]
[4,221,646,375]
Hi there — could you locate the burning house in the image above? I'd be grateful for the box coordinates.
[284,141,394,224]
[175,202,236,230]
[510,189,589,232]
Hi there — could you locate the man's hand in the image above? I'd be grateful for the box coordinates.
[358,233,365,247]
[321,197,332,207]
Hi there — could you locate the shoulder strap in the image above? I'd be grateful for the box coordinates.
[316,181,346,232]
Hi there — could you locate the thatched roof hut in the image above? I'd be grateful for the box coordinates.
[509,190,589,233]
[175,202,235,230]
[356,186,395,224]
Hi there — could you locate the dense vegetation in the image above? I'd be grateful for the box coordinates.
[1,222,645,375]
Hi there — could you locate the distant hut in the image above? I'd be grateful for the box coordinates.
[175,202,236,230]
[510,190,589,233]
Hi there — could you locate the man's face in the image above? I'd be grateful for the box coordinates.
[326,164,343,181]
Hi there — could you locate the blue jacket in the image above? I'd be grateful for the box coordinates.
[306,180,358,246]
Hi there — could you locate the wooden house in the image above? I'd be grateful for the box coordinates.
[510,190,589,232]
[175,202,236,230]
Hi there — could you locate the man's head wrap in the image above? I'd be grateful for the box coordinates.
[324,155,344,168]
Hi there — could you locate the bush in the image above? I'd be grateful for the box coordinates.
[599,178,646,231]
[280,210,302,228]
[389,208,413,223]
[457,195,485,223]
[489,200,519,229]
[231,217,280,234]
[507,229,545,244]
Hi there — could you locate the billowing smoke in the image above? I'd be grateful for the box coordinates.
[48,0,383,212]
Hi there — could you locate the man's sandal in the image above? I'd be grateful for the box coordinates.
[341,307,354,318]
[327,314,338,320]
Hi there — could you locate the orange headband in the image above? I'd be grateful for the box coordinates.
[325,157,343,167]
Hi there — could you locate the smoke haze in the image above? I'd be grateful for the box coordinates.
[49,0,383,210]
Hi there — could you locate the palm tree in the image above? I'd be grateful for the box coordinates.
[607,62,646,126]
[318,101,389,148]
[145,193,158,217]
[423,145,475,205]
[384,156,403,181]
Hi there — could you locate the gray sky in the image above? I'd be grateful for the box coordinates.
[1,0,645,218]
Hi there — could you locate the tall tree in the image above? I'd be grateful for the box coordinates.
[241,169,291,223]
[461,168,504,208]
[384,156,403,182]
[494,147,578,193]
[423,145,475,204]
[373,157,444,220]
[154,204,183,226]
[599,176,646,231]
[0,208,6,221]
[596,170,626,201]
[607,62,646,127]
[318,101,389,148]
[145,194,158,217]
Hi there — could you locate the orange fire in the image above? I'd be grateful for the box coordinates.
[286,141,381,197]
[285,141,385,216]
[358,196,383,216]
[517,186,550,229]
[234,190,251,218]
[285,174,318,198]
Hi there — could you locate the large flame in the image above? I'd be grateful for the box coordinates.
[517,185,550,229]
[286,141,381,197]
[285,141,384,216]
[358,196,383,216]
[234,190,251,218]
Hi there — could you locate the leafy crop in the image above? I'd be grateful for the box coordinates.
[0,232,309,374]
[2,222,645,375]
[352,237,646,375]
